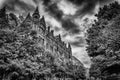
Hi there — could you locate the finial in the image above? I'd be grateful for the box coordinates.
[51,30,54,36]
[58,34,61,40]
[34,6,39,14]
[68,43,71,49]
[48,26,50,32]
[40,16,46,25]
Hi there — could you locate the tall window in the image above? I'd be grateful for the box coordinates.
[42,39,44,45]
[50,46,53,52]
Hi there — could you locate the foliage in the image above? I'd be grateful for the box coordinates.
[96,1,120,20]
[87,1,120,79]
[86,1,120,58]
[0,13,85,80]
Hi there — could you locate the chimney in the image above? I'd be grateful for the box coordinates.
[48,26,50,32]
[58,34,61,41]
[51,30,54,36]
[68,43,72,58]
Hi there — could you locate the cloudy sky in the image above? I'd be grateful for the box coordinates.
[0,0,119,68]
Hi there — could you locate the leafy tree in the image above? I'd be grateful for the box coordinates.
[87,1,120,79]
[96,1,120,20]
[86,1,120,58]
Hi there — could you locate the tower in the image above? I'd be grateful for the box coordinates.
[32,6,40,23]
[19,13,32,32]
[68,43,72,59]
[23,13,32,26]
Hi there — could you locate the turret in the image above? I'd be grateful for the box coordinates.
[24,13,32,22]
[51,30,54,36]
[22,13,32,26]
[25,13,31,19]
[58,34,61,41]
[48,26,50,32]
[68,43,72,58]
[32,6,40,23]
[40,16,46,30]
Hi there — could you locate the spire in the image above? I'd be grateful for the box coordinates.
[25,13,32,20]
[68,43,71,49]
[40,16,46,25]
[23,13,32,25]
[68,43,72,58]
[32,6,40,18]
[34,6,39,14]
[40,16,46,29]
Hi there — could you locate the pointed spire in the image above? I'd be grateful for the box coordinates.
[68,43,71,49]
[34,6,39,14]
[32,6,40,18]
[40,16,46,25]
[68,43,72,52]
[68,43,72,58]
[25,13,31,20]
[40,16,46,29]
[24,13,32,22]
[23,13,32,24]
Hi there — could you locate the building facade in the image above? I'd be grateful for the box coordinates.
[0,6,86,80]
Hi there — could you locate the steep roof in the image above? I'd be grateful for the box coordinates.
[32,6,40,18]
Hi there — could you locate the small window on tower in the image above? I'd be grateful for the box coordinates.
[34,15,38,18]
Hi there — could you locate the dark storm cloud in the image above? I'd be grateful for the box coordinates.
[1,0,35,12]
[62,19,80,34]
[40,0,80,34]
[71,37,85,47]
[71,41,85,47]
[67,0,114,16]
[45,3,63,20]
[40,0,114,34]
[1,0,114,35]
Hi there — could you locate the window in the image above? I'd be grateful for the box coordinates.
[50,46,53,52]
[42,39,44,45]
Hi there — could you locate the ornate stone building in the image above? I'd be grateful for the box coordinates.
[0,6,86,80]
